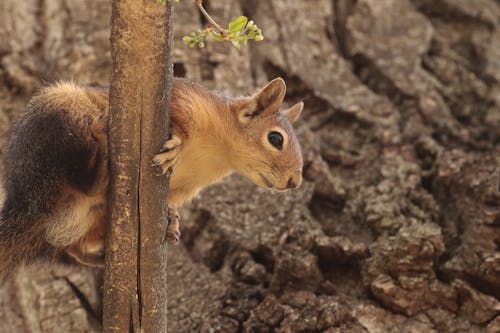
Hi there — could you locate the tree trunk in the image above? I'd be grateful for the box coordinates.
[103,1,173,332]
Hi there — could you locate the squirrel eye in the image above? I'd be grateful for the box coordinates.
[267,131,284,150]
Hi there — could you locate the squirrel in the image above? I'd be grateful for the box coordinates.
[0,77,304,281]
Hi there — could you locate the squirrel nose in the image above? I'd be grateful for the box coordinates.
[286,171,302,189]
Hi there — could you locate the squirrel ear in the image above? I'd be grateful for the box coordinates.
[282,101,303,123]
[236,78,286,123]
[251,78,286,117]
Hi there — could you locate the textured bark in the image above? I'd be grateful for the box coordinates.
[104,0,172,332]
[0,0,499,332]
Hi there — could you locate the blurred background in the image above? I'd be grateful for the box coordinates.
[0,0,499,332]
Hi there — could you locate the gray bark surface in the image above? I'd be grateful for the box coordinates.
[0,0,498,332]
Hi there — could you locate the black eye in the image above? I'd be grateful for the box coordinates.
[268,131,284,150]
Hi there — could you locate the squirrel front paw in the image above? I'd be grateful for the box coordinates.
[152,135,182,176]
[166,207,181,244]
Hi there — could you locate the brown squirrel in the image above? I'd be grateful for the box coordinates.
[0,77,303,281]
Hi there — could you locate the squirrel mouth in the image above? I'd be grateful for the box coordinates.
[258,174,288,191]
[259,173,274,188]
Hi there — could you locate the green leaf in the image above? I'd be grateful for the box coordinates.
[231,40,240,49]
[229,16,248,33]
[212,32,224,41]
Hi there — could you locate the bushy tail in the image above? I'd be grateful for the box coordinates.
[0,211,50,283]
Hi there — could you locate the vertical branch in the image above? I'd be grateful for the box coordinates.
[103,0,172,332]
[138,2,173,332]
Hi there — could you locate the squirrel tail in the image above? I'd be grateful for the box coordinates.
[0,208,50,283]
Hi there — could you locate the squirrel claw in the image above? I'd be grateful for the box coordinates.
[165,229,181,244]
[151,162,164,176]
[153,135,181,176]
[166,207,181,244]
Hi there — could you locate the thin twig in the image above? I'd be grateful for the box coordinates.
[196,0,227,36]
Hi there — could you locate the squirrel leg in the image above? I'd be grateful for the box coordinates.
[152,135,181,175]
[64,215,105,268]
[66,245,105,268]
[166,207,181,244]
[153,135,182,243]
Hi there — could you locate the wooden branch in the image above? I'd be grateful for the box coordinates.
[138,2,173,331]
[196,0,226,35]
[103,0,173,332]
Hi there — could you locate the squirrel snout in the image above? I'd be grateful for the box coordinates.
[286,170,302,189]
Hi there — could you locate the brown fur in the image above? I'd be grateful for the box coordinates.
[0,77,303,279]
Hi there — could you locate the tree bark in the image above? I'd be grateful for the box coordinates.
[103,1,173,332]
[0,0,499,332]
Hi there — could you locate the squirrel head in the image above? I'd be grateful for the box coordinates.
[228,78,304,191]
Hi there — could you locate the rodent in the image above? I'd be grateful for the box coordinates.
[0,77,304,281]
